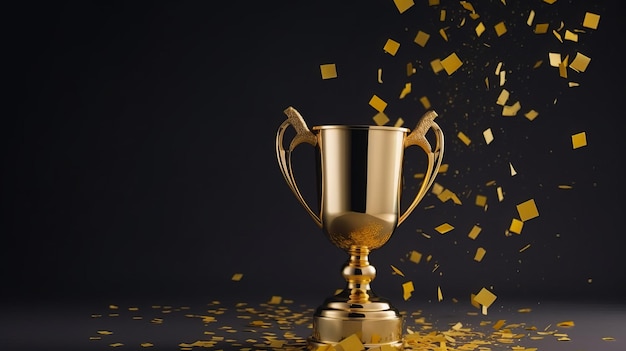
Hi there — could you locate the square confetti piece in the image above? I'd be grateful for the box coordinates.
[441,52,463,75]
[509,218,524,234]
[414,30,430,47]
[583,12,600,29]
[373,112,390,126]
[571,131,587,149]
[569,52,591,72]
[320,63,337,80]
[494,21,507,36]
[430,59,444,74]
[393,0,414,13]
[369,94,387,112]
[474,288,497,308]
[409,250,422,264]
[517,199,539,221]
[383,38,400,56]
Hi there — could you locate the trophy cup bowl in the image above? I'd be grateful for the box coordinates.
[276,106,444,350]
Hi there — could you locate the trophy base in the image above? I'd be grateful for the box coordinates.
[307,290,404,350]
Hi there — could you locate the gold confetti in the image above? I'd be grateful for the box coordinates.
[556,320,575,327]
[564,30,578,42]
[457,131,471,146]
[496,89,509,105]
[475,22,485,37]
[109,343,124,347]
[409,250,423,264]
[369,94,387,112]
[231,273,243,281]
[337,334,364,351]
[493,319,506,330]
[517,199,539,221]
[441,52,463,75]
[414,30,430,47]
[602,337,616,341]
[569,52,591,72]
[403,281,415,301]
[502,101,521,116]
[267,296,282,304]
[391,264,405,277]
[497,186,504,202]
[474,247,486,262]
[319,63,337,80]
[582,12,600,29]
[474,288,497,308]
[483,128,494,144]
[475,194,487,208]
[439,27,449,41]
[534,23,549,34]
[571,131,587,149]
[437,286,443,301]
[399,82,411,99]
[524,110,539,121]
[509,218,524,234]
[140,342,154,347]
[373,112,390,126]
[383,38,400,56]
[548,53,562,67]
[468,225,482,239]
[393,0,415,14]
[519,243,531,252]
[97,330,114,335]
[435,223,454,234]
[430,58,444,74]
[509,162,517,176]
[420,96,431,109]
[494,21,507,36]
[527,10,535,26]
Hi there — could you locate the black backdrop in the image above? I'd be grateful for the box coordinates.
[2,0,624,304]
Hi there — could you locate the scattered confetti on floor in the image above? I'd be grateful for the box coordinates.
[84,296,623,351]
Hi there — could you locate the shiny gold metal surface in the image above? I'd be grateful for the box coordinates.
[276,106,444,350]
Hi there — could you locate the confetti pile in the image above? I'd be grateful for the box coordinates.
[87,297,619,350]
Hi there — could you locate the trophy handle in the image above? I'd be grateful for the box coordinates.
[399,110,445,225]
[275,106,322,227]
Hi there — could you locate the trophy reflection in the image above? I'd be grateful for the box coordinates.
[276,106,444,350]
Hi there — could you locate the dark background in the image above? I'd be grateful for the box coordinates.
[2,0,623,305]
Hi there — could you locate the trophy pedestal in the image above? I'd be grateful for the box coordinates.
[307,246,404,350]
[308,291,404,350]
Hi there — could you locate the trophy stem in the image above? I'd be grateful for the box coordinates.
[342,245,376,303]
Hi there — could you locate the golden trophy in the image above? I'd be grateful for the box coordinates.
[275,106,444,350]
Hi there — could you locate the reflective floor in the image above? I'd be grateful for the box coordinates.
[2,296,624,351]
